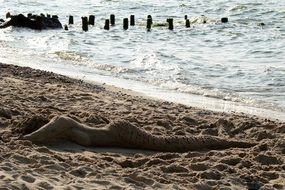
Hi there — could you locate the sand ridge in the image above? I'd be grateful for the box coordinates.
[0,63,284,189]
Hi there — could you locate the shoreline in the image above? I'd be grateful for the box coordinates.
[0,63,284,189]
[91,77,285,122]
[2,61,285,122]
[86,78,285,122]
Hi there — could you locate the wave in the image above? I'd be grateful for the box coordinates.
[51,50,135,74]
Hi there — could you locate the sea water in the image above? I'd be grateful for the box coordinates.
[0,0,284,120]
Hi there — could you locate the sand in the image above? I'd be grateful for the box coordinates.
[0,63,284,190]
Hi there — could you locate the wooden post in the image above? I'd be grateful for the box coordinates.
[104,19,110,30]
[147,15,152,25]
[6,12,11,18]
[186,19,190,28]
[64,24,68,30]
[69,15,74,24]
[110,14,115,26]
[146,18,152,31]
[184,15,187,20]
[89,15,95,25]
[130,15,135,26]
[82,17,88,32]
[167,18,173,30]
[221,17,228,23]
[123,18,128,30]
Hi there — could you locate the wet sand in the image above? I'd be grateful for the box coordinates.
[0,63,284,189]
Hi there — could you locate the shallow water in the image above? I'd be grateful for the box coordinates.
[0,0,284,118]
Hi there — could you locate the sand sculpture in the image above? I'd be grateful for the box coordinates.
[23,116,256,152]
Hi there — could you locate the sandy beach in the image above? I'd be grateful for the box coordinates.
[0,63,284,189]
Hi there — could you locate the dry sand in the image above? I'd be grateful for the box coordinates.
[0,63,284,189]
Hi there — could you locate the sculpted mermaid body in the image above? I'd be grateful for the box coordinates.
[23,116,256,152]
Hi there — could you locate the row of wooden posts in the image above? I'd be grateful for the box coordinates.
[65,14,229,32]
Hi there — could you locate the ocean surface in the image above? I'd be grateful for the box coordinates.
[0,0,284,120]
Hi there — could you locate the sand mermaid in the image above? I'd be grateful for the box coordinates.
[23,116,257,152]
